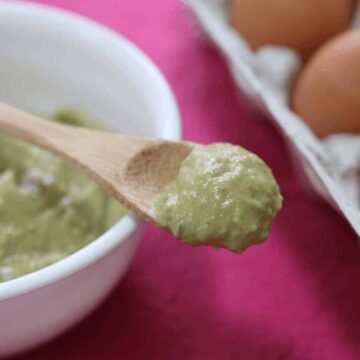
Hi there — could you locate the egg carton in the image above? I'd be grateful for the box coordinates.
[186,0,360,236]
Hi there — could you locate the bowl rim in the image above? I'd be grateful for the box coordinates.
[0,1,181,301]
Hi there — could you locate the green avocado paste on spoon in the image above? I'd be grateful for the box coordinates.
[154,143,282,253]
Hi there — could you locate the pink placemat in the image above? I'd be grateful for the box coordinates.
[11,1,360,359]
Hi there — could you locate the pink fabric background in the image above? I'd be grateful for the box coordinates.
[10,0,360,359]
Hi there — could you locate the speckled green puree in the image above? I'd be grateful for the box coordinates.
[154,143,282,253]
[0,109,126,282]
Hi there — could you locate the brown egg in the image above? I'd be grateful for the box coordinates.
[292,29,360,138]
[230,0,354,59]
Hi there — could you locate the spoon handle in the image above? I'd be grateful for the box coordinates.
[0,102,180,220]
[0,102,156,163]
[0,102,77,151]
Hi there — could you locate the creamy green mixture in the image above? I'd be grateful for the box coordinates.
[0,109,126,282]
[154,143,282,253]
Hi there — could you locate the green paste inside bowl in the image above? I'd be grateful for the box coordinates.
[0,109,127,282]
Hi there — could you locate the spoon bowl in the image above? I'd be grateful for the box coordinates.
[123,141,191,218]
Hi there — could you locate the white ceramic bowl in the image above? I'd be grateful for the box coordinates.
[0,1,181,357]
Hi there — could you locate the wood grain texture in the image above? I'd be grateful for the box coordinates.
[0,102,191,222]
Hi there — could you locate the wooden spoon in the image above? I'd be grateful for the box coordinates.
[0,102,191,222]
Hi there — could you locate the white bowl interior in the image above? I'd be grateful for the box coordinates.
[0,1,180,138]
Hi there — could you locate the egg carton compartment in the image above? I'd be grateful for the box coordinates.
[186,0,360,236]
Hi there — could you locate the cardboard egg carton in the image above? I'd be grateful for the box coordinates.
[186,0,360,236]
